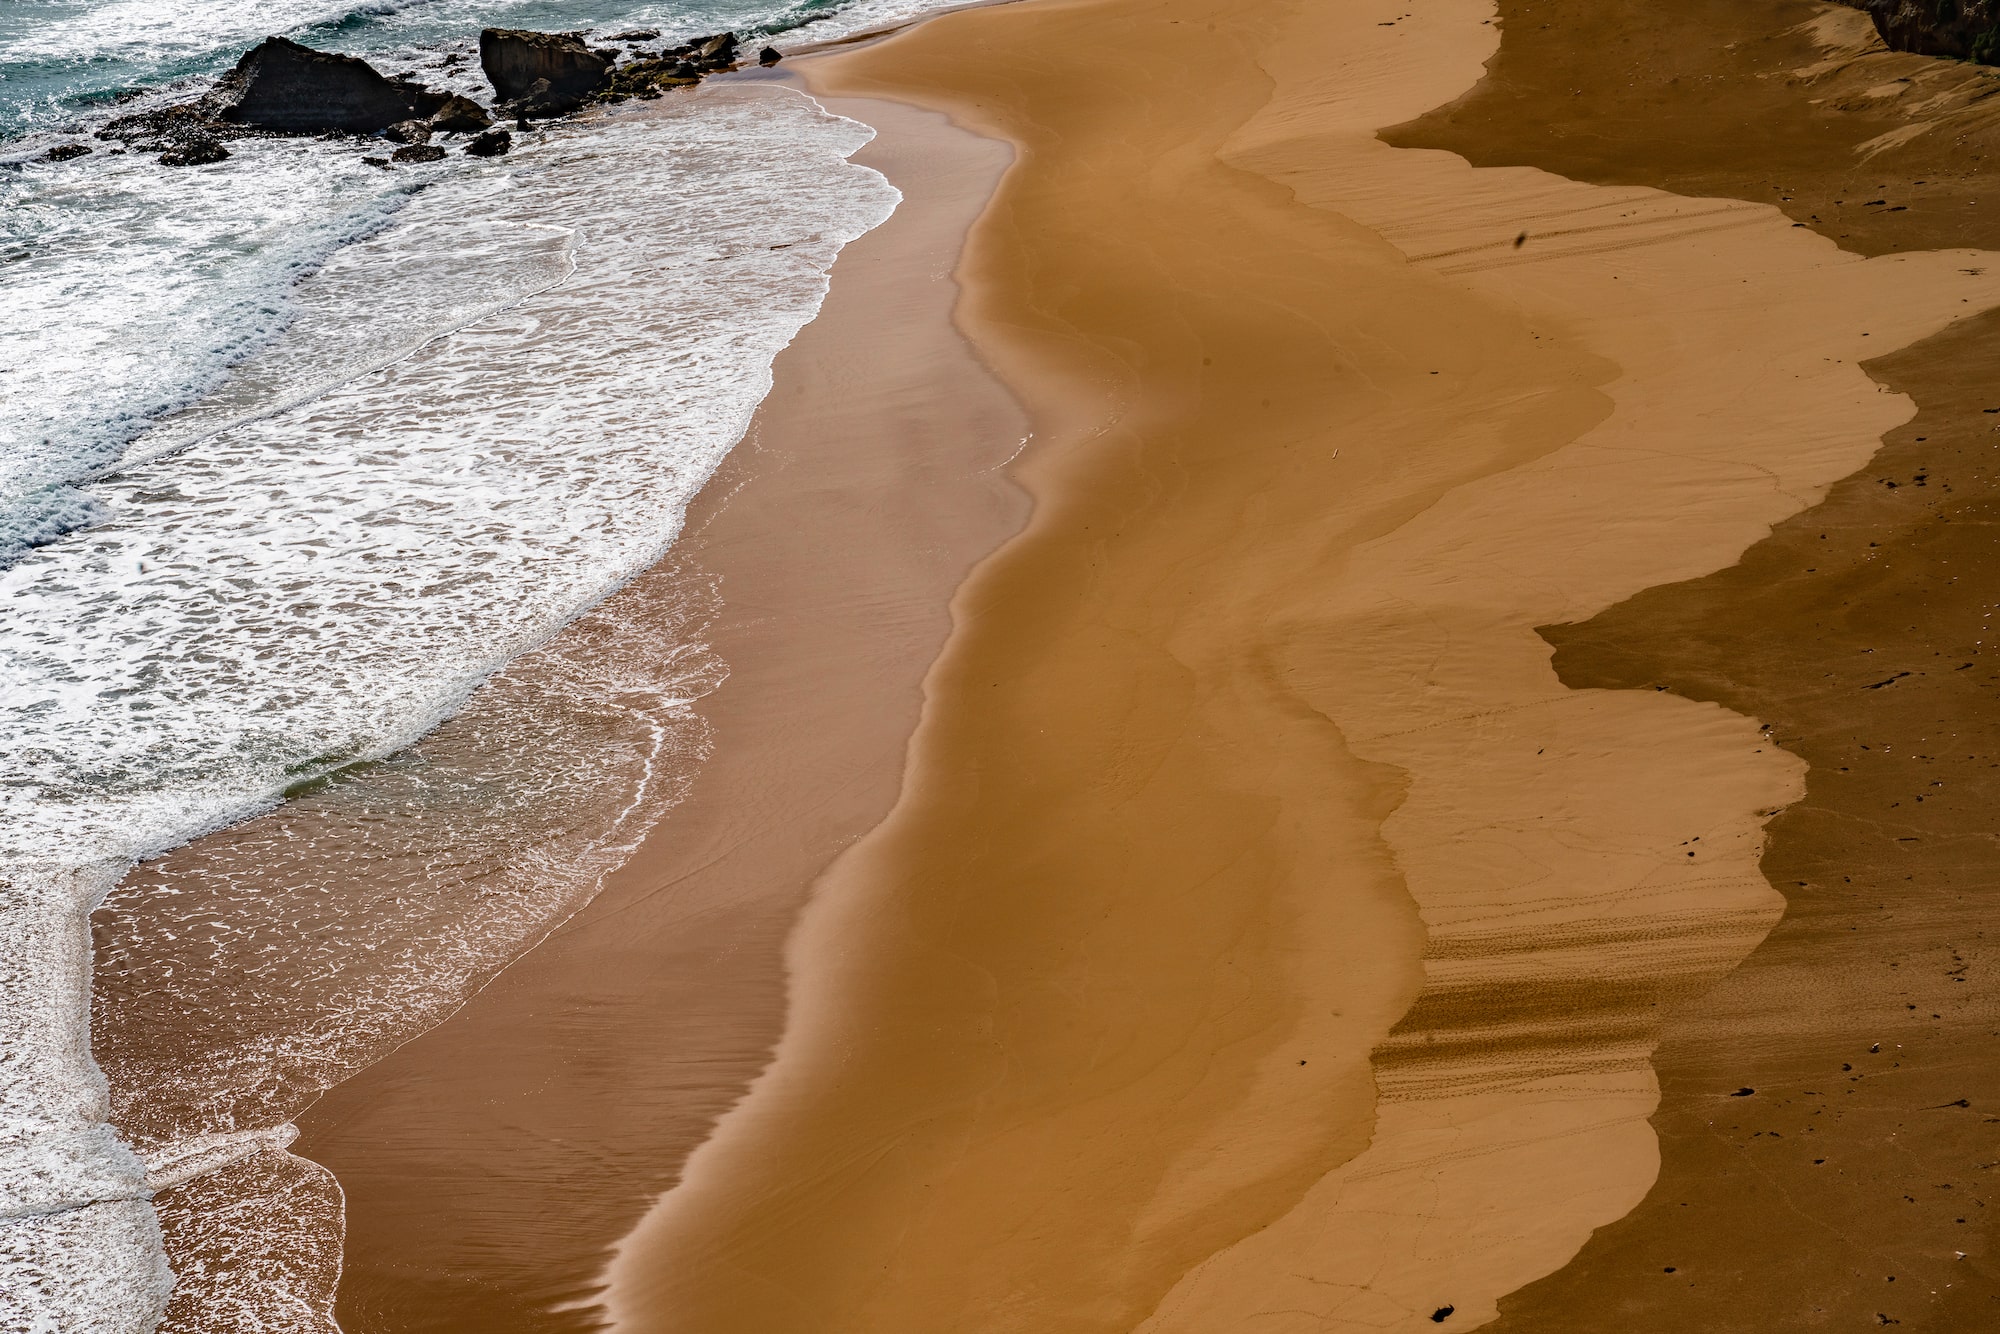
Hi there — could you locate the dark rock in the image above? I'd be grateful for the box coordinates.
[160,137,230,166]
[1430,1308,1455,1324]
[429,95,491,133]
[606,29,660,41]
[99,104,199,139]
[759,46,783,66]
[603,55,703,99]
[215,37,430,133]
[479,28,611,102]
[99,100,232,154]
[508,76,584,118]
[1838,0,2000,62]
[464,129,512,157]
[383,119,431,144]
[391,143,446,163]
[361,155,391,168]
[592,47,623,62]
[388,77,449,119]
[43,143,93,162]
[689,32,739,68]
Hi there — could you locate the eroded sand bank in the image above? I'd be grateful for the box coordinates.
[603,0,1999,1329]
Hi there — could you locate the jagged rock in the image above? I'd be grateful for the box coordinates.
[464,129,512,157]
[361,155,391,168]
[389,77,449,119]
[603,56,702,99]
[689,32,739,68]
[1839,0,2000,62]
[214,37,432,133]
[99,100,228,155]
[759,46,783,66]
[44,143,93,162]
[429,95,492,132]
[100,104,199,137]
[391,143,447,163]
[607,29,660,41]
[160,137,229,166]
[505,75,586,117]
[479,28,611,102]
[383,119,431,144]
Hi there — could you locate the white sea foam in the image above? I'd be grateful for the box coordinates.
[0,1,401,66]
[0,139,431,561]
[0,86,898,1330]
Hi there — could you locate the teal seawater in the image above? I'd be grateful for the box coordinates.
[0,0,857,565]
[0,0,847,138]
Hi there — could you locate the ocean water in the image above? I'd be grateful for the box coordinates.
[0,0,931,1326]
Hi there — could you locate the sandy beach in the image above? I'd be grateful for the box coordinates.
[599,0,1999,1330]
[76,0,2000,1327]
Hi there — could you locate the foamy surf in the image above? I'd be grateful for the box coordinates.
[1,83,899,1331]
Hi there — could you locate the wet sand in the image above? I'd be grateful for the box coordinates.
[602,0,1998,1330]
[279,90,1027,1330]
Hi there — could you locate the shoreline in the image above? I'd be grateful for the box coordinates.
[282,81,1030,1329]
[21,64,909,1334]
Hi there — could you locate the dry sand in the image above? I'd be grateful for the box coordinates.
[599,0,2000,1330]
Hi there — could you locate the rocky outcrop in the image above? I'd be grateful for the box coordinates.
[464,129,512,157]
[602,57,702,100]
[384,119,430,144]
[159,137,229,167]
[599,31,745,100]
[480,29,611,105]
[687,32,739,67]
[98,102,241,163]
[759,46,783,67]
[1839,0,2000,62]
[213,37,437,132]
[390,143,446,163]
[43,143,92,162]
[429,95,492,133]
[94,38,451,161]
[506,76,586,117]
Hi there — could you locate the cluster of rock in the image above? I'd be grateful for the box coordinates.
[1840,0,2000,63]
[482,28,779,114]
[64,25,779,168]
[220,37,448,132]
